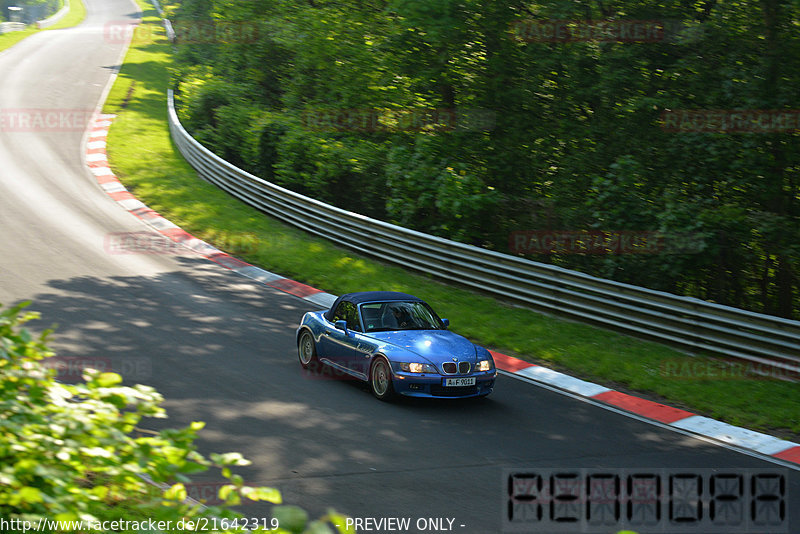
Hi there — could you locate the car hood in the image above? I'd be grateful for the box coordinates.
[368,330,476,363]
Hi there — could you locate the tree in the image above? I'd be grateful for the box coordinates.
[169,0,800,318]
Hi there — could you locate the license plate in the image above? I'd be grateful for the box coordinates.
[443,377,476,387]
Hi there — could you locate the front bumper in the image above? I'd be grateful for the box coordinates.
[391,371,496,398]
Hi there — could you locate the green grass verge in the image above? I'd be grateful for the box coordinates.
[105,0,800,439]
[0,0,86,53]
[0,26,37,51]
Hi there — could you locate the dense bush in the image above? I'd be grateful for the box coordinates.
[169,0,800,318]
[0,302,349,533]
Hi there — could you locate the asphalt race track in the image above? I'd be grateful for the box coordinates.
[0,1,797,532]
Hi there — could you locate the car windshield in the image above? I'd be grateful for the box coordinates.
[360,301,444,332]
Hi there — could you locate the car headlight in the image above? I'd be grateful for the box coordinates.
[397,362,437,373]
[475,359,494,372]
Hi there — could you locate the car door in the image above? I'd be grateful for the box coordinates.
[347,304,381,378]
[317,301,350,366]
[319,301,362,371]
[337,301,373,376]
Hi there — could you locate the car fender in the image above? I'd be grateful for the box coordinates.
[296,311,327,345]
[475,345,493,361]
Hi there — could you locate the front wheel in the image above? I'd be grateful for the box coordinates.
[298,330,318,370]
[370,356,395,401]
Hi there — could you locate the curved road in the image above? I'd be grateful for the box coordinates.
[0,1,797,532]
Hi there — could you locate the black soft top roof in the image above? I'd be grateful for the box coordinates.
[325,291,424,320]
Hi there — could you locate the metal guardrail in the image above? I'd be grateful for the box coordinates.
[166,90,800,376]
[0,22,25,34]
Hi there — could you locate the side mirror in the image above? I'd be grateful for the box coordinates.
[441,318,450,329]
[334,320,348,334]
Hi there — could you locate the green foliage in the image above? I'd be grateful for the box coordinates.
[167,0,800,317]
[0,302,350,533]
[385,140,499,243]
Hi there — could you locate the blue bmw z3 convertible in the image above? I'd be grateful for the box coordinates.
[296,291,496,400]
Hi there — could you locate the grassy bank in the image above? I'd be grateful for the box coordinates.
[105,0,799,439]
[0,0,86,53]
